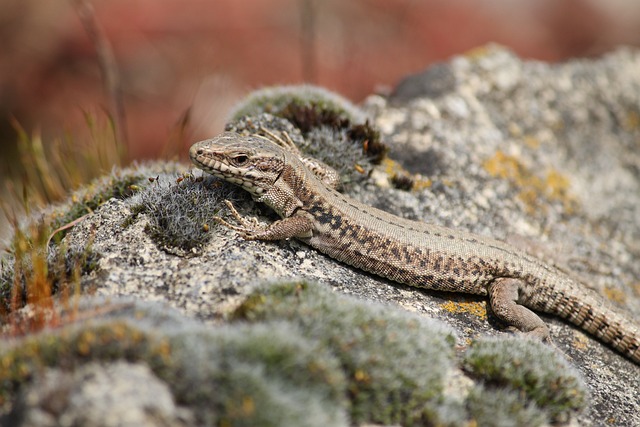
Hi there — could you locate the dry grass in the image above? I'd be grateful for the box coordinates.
[8,113,123,206]
[0,0,133,334]
[0,0,198,337]
[0,111,125,335]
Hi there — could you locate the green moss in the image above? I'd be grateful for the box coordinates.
[232,281,458,426]
[131,174,243,255]
[466,385,548,427]
[300,124,385,187]
[225,112,308,149]
[0,237,100,313]
[48,171,144,242]
[462,336,587,422]
[0,255,16,311]
[0,301,350,427]
[168,321,349,427]
[229,85,366,125]
[50,244,100,285]
[194,363,346,427]
[226,86,388,187]
[0,321,171,406]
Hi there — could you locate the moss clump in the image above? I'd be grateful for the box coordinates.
[462,336,587,422]
[1,289,590,426]
[0,261,16,315]
[0,230,100,315]
[299,124,384,187]
[0,300,350,427]
[225,112,308,149]
[168,321,349,427]
[232,281,458,426]
[466,385,548,427]
[227,86,388,187]
[48,171,145,241]
[130,174,243,256]
[48,245,100,290]
[0,321,171,406]
[0,213,104,314]
[229,84,366,125]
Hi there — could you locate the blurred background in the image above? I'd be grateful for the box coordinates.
[3,0,640,160]
[1,0,640,235]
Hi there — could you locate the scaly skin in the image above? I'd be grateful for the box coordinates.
[190,131,640,365]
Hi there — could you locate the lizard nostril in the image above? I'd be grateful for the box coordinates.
[197,149,203,155]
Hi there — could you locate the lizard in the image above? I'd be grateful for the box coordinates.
[189,131,640,365]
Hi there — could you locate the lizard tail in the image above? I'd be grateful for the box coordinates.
[544,282,640,365]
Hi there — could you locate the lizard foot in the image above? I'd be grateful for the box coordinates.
[212,200,267,239]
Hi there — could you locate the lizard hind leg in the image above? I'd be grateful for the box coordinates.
[488,277,551,341]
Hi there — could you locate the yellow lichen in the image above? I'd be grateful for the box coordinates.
[571,332,589,351]
[412,178,433,191]
[440,300,487,320]
[623,110,640,131]
[241,396,255,416]
[523,135,540,149]
[380,158,400,177]
[544,170,571,200]
[354,369,371,383]
[507,123,523,138]
[483,150,577,215]
[603,286,626,304]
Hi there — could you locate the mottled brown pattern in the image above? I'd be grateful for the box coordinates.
[190,132,640,365]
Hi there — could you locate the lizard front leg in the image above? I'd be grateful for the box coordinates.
[214,200,314,240]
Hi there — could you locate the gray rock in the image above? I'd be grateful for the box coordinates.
[7,361,193,427]
[6,45,640,426]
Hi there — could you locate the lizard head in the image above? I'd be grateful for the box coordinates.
[189,132,287,197]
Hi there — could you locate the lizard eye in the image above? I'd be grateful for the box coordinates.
[232,155,249,166]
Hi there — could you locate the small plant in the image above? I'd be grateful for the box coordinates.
[168,321,350,427]
[466,384,549,427]
[130,173,244,255]
[0,299,350,427]
[228,85,367,125]
[0,218,54,330]
[5,113,124,209]
[0,112,133,327]
[226,86,388,187]
[462,336,587,422]
[233,281,458,426]
[0,319,171,407]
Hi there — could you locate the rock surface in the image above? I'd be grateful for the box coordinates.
[2,45,640,426]
[8,361,192,427]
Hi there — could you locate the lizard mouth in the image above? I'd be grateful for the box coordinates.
[189,144,231,176]
[190,150,265,195]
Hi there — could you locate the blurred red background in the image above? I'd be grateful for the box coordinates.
[1,0,640,162]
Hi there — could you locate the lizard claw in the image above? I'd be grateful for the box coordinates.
[213,200,266,240]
